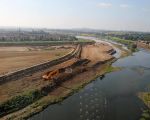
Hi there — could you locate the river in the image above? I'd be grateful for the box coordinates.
[29,46,150,120]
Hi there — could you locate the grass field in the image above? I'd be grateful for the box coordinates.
[108,36,134,45]
[0,39,95,46]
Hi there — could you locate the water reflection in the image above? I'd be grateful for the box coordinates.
[79,86,107,120]
[99,74,105,80]
[130,66,150,75]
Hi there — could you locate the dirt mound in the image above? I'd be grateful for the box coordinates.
[81,44,114,62]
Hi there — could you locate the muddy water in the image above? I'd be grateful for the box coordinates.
[29,49,150,120]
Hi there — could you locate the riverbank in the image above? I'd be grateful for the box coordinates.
[112,43,131,58]
[137,42,150,51]
[0,43,126,120]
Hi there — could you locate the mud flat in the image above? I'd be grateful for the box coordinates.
[0,43,121,120]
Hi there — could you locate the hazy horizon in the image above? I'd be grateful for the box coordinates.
[0,0,150,32]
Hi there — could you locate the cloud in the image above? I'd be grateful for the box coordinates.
[120,4,130,8]
[97,3,112,8]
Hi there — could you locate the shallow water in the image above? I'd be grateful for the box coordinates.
[29,49,150,120]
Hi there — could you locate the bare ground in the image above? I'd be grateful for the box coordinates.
[81,44,113,62]
[0,46,73,75]
[137,42,150,50]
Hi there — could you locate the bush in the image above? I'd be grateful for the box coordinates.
[0,90,43,117]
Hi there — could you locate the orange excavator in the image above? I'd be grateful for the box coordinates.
[42,68,65,80]
[42,59,91,81]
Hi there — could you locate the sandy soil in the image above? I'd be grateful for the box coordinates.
[81,44,113,62]
[137,42,150,50]
[0,46,73,75]
[0,47,30,52]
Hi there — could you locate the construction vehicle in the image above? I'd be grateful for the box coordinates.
[42,59,90,81]
[42,68,65,80]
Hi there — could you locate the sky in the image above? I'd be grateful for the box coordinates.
[0,0,150,32]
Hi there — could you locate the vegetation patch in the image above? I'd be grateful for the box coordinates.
[108,36,134,45]
[107,36,138,52]
[139,110,150,120]
[138,92,150,120]
[77,39,95,43]
[0,39,95,46]
[105,66,122,73]
[0,90,44,117]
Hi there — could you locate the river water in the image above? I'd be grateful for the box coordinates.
[29,49,150,120]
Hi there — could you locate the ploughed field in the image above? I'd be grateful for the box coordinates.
[0,46,73,75]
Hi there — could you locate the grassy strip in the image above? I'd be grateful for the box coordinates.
[0,40,94,46]
[0,41,67,43]
[107,36,137,52]
[108,36,134,44]
[0,90,44,117]
[139,110,150,120]
[77,39,95,43]
[112,43,132,58]
[105,65,122,73]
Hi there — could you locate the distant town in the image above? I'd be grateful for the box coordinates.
[0,29,77,42]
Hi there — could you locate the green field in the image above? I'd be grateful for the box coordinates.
[107,36,137,52]
[0,39,95,46]
[108,36,134,45]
